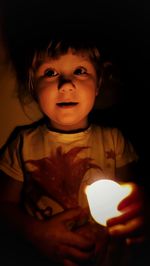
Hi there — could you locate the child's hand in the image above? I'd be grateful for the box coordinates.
[30,207,96,265]
[106,182,146,245]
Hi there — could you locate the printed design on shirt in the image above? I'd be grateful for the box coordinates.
[23,180,54,220]
[24,146,102,217]
[105,149,116,160]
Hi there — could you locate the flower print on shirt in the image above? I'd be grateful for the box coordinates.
[25,146,102,214]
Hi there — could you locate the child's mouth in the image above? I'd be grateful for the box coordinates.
[56,102,78,108]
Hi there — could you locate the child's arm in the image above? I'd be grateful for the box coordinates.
[0,171,95,265]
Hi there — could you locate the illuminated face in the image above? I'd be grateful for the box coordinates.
[34,49,99,131]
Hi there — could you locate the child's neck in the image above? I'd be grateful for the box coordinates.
[46,119,90,134]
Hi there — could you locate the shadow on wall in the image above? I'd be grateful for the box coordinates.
[0,28,42,148]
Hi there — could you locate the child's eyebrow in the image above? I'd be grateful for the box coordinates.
[34,61,53,72]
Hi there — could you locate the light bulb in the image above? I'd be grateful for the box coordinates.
[85,179,132,226]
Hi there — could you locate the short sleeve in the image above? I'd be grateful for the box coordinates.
[0,133,24,182]
[111,128,139,168]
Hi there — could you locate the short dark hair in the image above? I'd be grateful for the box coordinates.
[16,23,102,104]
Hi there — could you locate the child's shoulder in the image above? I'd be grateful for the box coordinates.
[0,118,46,154]
[92,123,123,137]
[91,124,128,148]
[11,117,46,137]
[19,117,46,135]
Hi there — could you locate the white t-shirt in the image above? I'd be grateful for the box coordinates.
[0,122,138,220]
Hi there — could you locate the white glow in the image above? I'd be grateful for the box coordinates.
[85,179,132,226]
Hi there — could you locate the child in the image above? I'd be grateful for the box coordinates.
[0,33,146,266]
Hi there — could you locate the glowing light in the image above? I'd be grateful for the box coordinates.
[85,179,132,226]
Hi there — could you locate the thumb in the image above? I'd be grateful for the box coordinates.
[60,207,89,230]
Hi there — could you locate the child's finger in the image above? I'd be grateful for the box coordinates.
[118,183,144,210]
[107,201,143,226]
[108,216,144,237]
[53,207,88,227]
[61,244,95,263]
[64,208,89,230]
[62,230,95,250]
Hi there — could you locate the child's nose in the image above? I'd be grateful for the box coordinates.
[58,76,75,92]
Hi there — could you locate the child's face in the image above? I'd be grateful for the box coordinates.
[34,49,99,131]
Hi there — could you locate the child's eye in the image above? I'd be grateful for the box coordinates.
[44,68,58,77]
[74,67,87,75]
